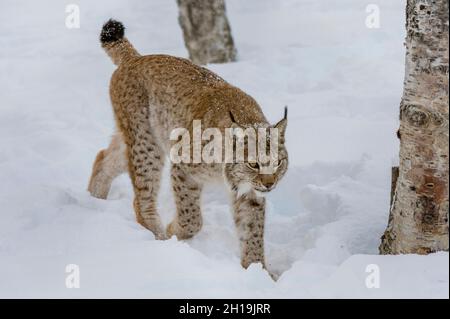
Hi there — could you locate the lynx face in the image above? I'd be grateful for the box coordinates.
[224,119,288,194]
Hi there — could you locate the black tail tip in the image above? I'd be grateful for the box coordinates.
[100,19,125,44]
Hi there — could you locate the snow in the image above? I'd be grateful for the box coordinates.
[0,0,448,298]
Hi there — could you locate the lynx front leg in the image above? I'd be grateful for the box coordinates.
[167,164,203,240]
[232,192,266,269]
[88,132,127,199]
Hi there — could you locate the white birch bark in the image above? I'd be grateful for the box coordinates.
[380,0,449,254]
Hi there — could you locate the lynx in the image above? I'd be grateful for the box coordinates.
[88,20,288,269]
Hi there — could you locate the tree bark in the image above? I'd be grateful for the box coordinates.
[390,166,400,206]
[380,0,449,254]
[176,0,237,65]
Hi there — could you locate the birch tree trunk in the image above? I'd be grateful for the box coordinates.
[176,0,237,65]
[380,0,449,254]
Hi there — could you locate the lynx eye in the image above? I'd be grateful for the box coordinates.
[247,162,259,170]
[275,158,285,167]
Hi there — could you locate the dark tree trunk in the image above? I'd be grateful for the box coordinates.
[177,0,237,65]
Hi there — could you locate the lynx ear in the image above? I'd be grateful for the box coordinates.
[229,111,236,123]
[274,106,288,139]
[229,111,241,129]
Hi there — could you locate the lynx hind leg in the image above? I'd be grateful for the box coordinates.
[114,102,167,240]
[88,132,127,199]
[167,164,203,240]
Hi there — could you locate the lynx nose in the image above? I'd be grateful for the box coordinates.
[263,181,274,189]
[260,175,275,190]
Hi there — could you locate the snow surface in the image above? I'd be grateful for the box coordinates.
[0,0,448,298]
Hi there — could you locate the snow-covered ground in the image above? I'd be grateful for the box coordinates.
[0,0,448,298]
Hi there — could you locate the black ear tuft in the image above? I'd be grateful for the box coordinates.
[100,19,125,44]
[274,106,288,135]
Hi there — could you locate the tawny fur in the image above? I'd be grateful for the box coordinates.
[88,20,288,269]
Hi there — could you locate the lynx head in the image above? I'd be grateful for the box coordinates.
[224,107,288,195]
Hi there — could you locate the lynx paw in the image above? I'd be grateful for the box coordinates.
[166,221,179,239]
[166,221,199,240]
[136,216,167,240]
